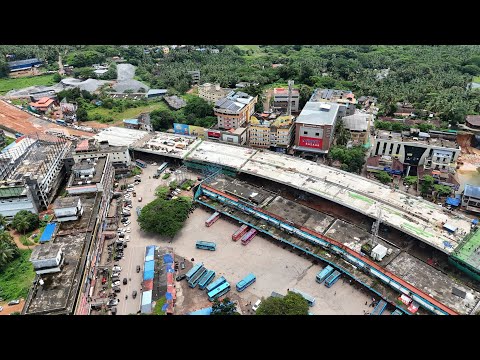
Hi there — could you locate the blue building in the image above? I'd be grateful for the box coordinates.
[8,58,43,72]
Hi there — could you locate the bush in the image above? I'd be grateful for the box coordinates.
[180,179,195,190]
[162,173,171,180]
[169,180,178,190]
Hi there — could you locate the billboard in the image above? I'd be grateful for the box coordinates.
[189,125,205,138]
[299,136,322,149]
[173,123,189,135]
[207,130,221,139]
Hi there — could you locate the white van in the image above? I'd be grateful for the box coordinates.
[252,299,261,311]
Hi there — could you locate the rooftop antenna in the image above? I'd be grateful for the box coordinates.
[287,80,294,117]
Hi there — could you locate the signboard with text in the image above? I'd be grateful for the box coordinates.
[299,136,322,149]
[173,123,189,135]
[207,130,221,139]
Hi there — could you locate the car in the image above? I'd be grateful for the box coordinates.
[113,266,122,272]
[111,276,120,283]
[136,265,141,273]
[124,221,131,226]
[125,236,130,242]
[180,262,185,270]
[112,281,121,287]
[176,274,187,281]
[118,233,125,238]
[252,299,261,311]
[132,290,137,299]
[123,278,128,285]
[126,205,133,209]
[0,306,3,312]
[127,188,133,192]
[112,286,121,293]
[8,300,20,306]
[123,213,131,217]
[126,227,131,232]
[107,299,119,307]
[112,272,121,277]
[126,229,131,233]
[114,255,123,261]
[138,197,142,202]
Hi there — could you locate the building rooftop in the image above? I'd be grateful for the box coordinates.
[464,184,480,198]
[466,115,480,127]
[342,111,371,132]
[30,242,62,261]
[8,58,42,68]
[164,96,186,109]
[296,102,340,126]
[271,115,294,128]
[54,196,80,209]
[312,88,356,104]
[94,127,149,147]
[69,157,107,187]
[24,196,98,314]
[376,131,458,149]
[274,88,300,96]
[214,91,255,114]
[123,119,139,125]
[146,89,167,97]
[135,132,202,159]
[0,185,26,198]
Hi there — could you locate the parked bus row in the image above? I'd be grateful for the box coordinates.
[232,224,249,241]
[241,228,257,245]
[205,212,220,227]
[316,265,341,288]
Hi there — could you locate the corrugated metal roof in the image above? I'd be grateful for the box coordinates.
[8,58,42,68]
[443,223,458,232]
[141,290,152,305]
[143,269,154,280]
[144,260,154,272]
[296,102,340,126]
[464,184,480,199]
[123,119,139,125]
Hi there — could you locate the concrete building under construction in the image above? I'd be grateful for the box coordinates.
[0,134,69,217]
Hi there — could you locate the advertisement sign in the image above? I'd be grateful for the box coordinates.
[189,125,206,138]
[207,130,221,139]
[173,123,190,135]
[299,136,322,149]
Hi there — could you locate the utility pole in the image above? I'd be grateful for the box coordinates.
[287,80,294,117]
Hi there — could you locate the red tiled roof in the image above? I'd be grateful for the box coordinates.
[76,139,89,151]
[29,97,54,108]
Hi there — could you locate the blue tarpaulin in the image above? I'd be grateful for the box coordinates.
[472,218,479,225]
[144,260,154,272]
[443,241,453,248]
[145,246,155,262]
[166,268,175,273]
[161,303,169,311]
[143,270,154,280]
[40,223,57,243]
[163,254,173,263]
[189,307,212,315]
[445,195,461,207]
[165,292,173,300]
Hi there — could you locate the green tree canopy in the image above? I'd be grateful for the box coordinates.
[421,175,435,195]
[329,145,366,174]
[375,171,392,184]
[138,196,192,238]
[211,297,239,315]
[183,96,214,119]
[256,291,309,315]
[11,210,39,234]
[433,184,452,198]
[404,176,417,186]
[0,230,18,268]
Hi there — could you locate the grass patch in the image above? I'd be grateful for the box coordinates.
[162,173,171,180]
[153,296,167,315]
[130,167,142,176]
[0,249,35,301]
[87,101,168,122]
[0,74,56,95]
[0,136,15,151]
[236,45,266,58]
[156,186,170,199]
[19,235,35,247]
[473,76,480,83]
[180,179,195,190]
[169,180,178,190]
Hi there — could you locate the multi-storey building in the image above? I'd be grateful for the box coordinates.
[198,83,232,103]
[371,130,460,174]
[341,110,373,145]
[248,115,295,153]
[214,91,257,130]
[273,87,300,113]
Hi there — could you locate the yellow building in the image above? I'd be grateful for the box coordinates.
[214,91,257,130]
[248,115,295,152]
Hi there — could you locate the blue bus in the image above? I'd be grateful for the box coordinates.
[324,270,341,288]
[195,241,217,251]
[198,270,216,290]
[391,309,403,315]
[135,159,147,168]
[157,162,168,175]
[290,288,315,307]
[371,300,388,315]
[188,267,207,288]
[208,281,231,301]
[185,263,204,281]
[316,265,334,284]
[236,273,256,292]
[205,276,226,293]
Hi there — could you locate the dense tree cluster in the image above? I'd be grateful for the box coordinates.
[256,291,309,315]
[0,230,18,268]
[329,145,367,173]
[11,210,39,234]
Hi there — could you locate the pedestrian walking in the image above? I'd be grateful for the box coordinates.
[334,291,336,296]
[365,301,368,306]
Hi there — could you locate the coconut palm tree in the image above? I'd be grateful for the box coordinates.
[0,239,17,268]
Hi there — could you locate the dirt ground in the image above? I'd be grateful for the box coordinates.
[10,230,38,250]
[0,100,93,138]
[77,120,110,129]
[0,299,25,315]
